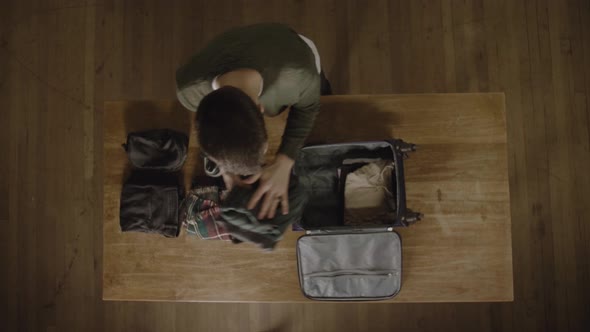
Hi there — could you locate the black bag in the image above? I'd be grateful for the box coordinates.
[120,171,183,238]
[123,129,188,172]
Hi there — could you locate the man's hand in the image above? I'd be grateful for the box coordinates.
[245,154,295,219]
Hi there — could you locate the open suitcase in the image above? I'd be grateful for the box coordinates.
[293,139,422,301]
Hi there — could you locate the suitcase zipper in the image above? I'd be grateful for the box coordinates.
[305,227,394,235]
[305,269,399,278]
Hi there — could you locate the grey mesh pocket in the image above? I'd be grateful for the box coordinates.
[304,270,400,298]
[297,232,402,300]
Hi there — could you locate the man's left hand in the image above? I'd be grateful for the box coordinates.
[244,154,295,219]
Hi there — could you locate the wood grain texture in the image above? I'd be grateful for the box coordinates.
[2,0,590,330]
[103,94,512,302]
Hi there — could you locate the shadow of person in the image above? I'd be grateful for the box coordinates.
[123,100,191,135]
[306,98,401,145]
[260,317,293,332]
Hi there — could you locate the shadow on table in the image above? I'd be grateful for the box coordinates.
[123,100,191,134]
[306,100,402,145]
[261,318,294,332]
[119,98,410,183]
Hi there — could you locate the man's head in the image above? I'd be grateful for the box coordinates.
[196,86,268,175]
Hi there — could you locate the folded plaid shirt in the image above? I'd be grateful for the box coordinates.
[180,177,305,249]
[179,186,231,241]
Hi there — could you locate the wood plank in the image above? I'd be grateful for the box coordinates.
[546,0,586,329]
[514,0,556,330]
[577,0,590,327]
[0,1,17,330]
[346,0,393,94]
[452,0,489,92]
[103,93,512,302]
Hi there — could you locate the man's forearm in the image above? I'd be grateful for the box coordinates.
[278,106,319,160]
[275,153,295,166]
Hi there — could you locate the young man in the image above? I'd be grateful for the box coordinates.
[176,23,328,220]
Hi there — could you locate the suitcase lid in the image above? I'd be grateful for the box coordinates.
[296,229,402,301]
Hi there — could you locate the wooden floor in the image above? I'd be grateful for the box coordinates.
[1,0,589,331]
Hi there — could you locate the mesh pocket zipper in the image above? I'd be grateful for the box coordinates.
[305,269,399,278]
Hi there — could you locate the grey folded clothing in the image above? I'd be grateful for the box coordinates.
[219,176,307,250]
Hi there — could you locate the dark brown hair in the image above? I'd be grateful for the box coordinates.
[196,86,267,175]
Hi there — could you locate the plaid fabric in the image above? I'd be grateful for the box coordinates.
[179,186,231,241]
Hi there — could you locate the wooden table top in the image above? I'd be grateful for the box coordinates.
[103,93,513,302]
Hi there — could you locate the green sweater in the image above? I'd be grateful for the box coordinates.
[176,23,320,160]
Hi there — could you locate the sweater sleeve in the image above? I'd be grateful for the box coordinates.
[277,74,321,160]
[175,80,212,112]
